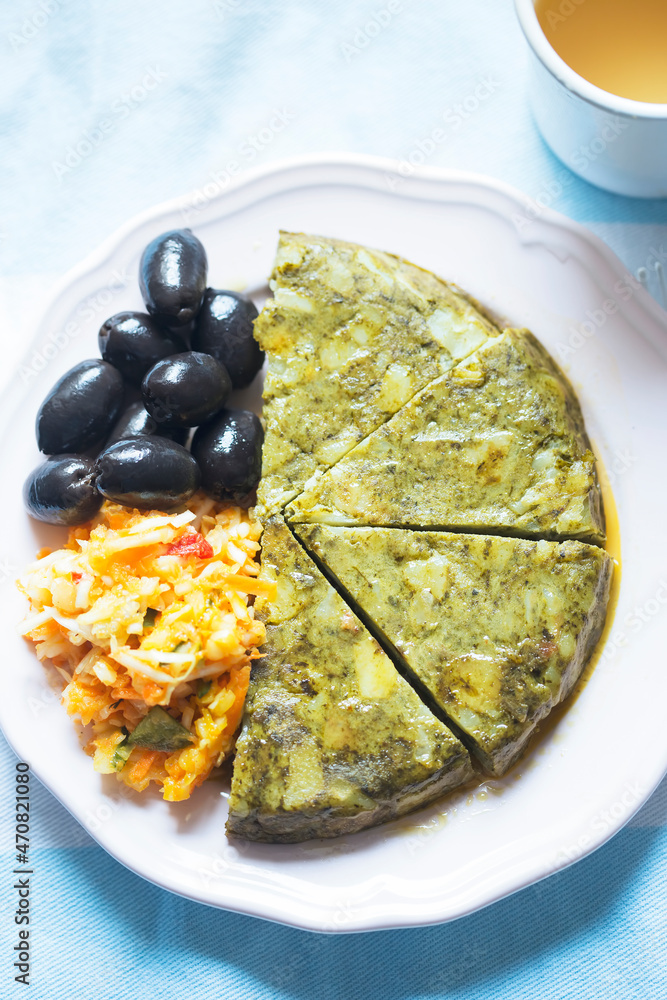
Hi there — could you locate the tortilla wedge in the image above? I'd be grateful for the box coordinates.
[295,524,613,775]
[227,518,473,842]
[254,232,498,516]
[287,329,605,545]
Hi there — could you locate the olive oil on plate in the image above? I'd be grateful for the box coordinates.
[535,0,667,103]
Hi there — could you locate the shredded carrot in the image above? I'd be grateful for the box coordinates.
[110,687,140,701]
[222,664,251,739]
[224,574,277,597]
[141,681,168,705]
[128,750,161,783]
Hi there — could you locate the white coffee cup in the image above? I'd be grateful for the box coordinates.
[515,0,667,198]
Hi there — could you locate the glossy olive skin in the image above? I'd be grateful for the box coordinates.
[105,401,188,447]
[142,352,231,428]
[95,437,200,511]
[191,409,263,505]
[191,289,263,388]
[139,229,207,328]
[98,311,184,384]
[36,359,125,455]
[23,455,103,526]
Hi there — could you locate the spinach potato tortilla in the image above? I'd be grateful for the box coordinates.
[227,517,473,842]
[254,231,498,517]
[227,233,614,842]
[295,525,612,776]
[288,328,605,545]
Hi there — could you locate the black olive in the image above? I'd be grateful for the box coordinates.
[142,352,231,428]
[98,311,185,384]
[36,359,125,455]
[191,409,263,505]
[105,401,188,447]
[95,437,200,511]
[164,319,195,351]
[23,455,103,526]
[139,229,207,328]
[191,289,263,388]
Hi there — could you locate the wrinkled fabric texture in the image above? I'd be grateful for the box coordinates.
[1,0,666,997]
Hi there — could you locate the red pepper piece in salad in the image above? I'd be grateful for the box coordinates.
[166,530,214,560]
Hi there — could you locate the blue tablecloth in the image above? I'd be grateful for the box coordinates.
[1,1,666,997]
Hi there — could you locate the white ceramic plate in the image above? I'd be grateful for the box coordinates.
[2,155,667,933]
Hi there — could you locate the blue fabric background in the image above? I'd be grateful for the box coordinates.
[1,1,666,997]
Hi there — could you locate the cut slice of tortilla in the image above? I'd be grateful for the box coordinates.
[295,524,613,776]
[254,232,498,516]
[287,329,605,545]
[227,517,473,843]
